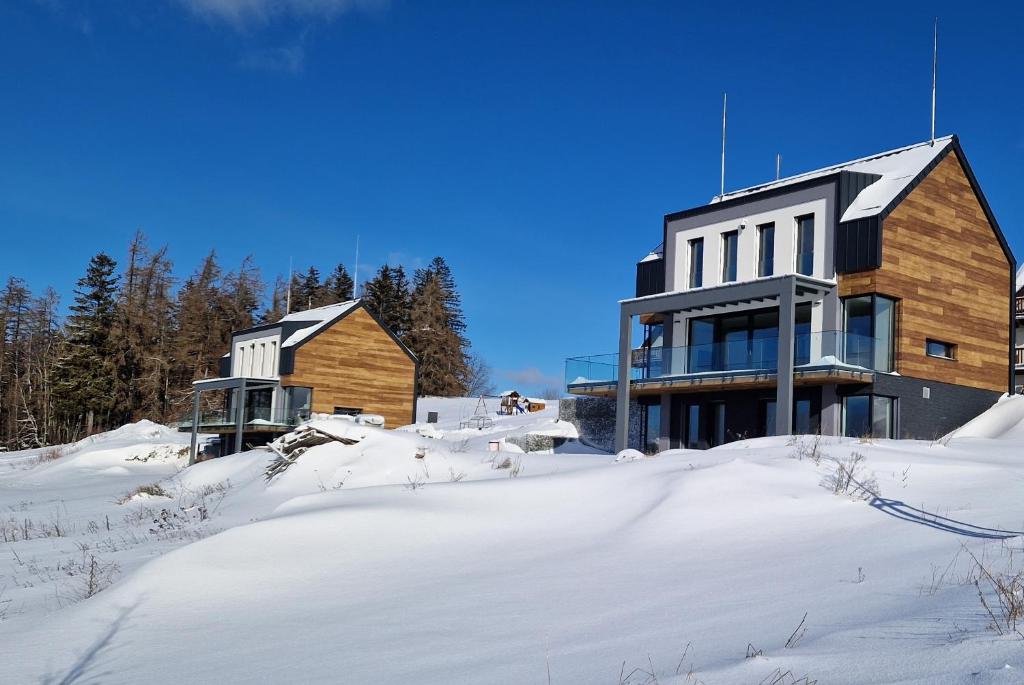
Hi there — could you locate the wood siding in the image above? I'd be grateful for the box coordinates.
[838,152,1010,392]
[284,308,416,427]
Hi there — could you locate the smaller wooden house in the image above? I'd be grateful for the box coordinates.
[182,299,417,461]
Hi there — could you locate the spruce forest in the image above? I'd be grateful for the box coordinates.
[0,230,488,450]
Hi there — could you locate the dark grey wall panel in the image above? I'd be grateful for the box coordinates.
[636,258,665,298]
[838,374,1000,439]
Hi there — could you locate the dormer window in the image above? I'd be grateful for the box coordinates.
[796,214,814,276]
[688,238,704,288]
[757,223,775,277]
[721,230,739,283]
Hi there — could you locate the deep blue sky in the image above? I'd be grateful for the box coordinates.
[1,1,1021,394]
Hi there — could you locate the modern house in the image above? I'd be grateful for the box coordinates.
[182,300,418,461]
[1016,266,1024,392]
[566,136,1016,452]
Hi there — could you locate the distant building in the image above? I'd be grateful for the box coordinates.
[182,300,417,460]
[566,136,1016,451]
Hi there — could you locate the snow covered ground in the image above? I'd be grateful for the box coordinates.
[4,396,1024,683]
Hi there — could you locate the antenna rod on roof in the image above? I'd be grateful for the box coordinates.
[353,234,360,298]
[930,17,938,146]
[720,92,727,198]
[776,153,781,181]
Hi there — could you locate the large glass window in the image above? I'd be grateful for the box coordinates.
[757,223,775,277]
[794,399,812,435]
[761,400,777,437]
[843,294,895,372]
[641,402,661,454]
[721,230,739,283]
[711,402,726,447]
[686,403,703,449]
[284,386,312,423]
[842,394,896,438]
[794,303,812,365]
[688,318,715,373]
[688,238,704,288]
[796,214,814,276]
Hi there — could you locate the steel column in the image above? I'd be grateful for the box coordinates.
[613,308,632,452]
[776,277,796,435]
[188,386,201,465]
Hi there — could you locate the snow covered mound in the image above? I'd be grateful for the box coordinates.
[6,408,1024,683]
[943,394,1024,440]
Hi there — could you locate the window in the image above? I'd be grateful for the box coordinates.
[842,294,896,372]
[688,238,704,288]
[284,387,312,423]
[721,230,739,283]
[757,223,775,277]
[796,214,814,276]
[711,402,726,447]
[926,339,956,360]
[686,403,702,449]
[761,400,777,437]
[641,402,661,454]
[842,394,896,438]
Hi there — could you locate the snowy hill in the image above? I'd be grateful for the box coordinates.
[4,398,1024,683]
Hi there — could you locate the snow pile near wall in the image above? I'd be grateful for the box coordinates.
[943,394,1024,440]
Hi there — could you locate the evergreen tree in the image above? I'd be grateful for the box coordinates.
[53,254,119,435]
[261,275,288,323]
[408,259,470,396]
[362,265,411,337]
[323,263,354,303]
[296,266,325,309]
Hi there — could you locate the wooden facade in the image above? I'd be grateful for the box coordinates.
[284,307,417,428]
[837,152,1011,392]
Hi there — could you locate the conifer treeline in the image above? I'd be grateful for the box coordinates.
[0,231,485,450]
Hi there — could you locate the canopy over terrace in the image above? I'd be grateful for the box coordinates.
[614,274,839,451]
[187,376,279,464]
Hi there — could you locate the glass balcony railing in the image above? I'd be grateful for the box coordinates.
[178,406,311,429]
[565,331,881,387]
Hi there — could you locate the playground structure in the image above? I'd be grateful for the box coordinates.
[498,391,546,416]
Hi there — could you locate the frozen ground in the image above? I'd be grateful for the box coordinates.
[3,396,1024,683]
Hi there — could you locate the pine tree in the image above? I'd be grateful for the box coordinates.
[364,265,413,339]
[323,263,354,303]
[261,275,289,323]
[408,261,470,396]
[297,267,325,310]
[53,254,119,435]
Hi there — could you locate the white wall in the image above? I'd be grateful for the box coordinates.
[232,334,280,379]
[668,197,830,291]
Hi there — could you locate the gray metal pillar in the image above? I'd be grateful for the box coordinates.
[188,386,201,466]
[613,308,633,452]
[234,385,246,454]
[776,277,796,436]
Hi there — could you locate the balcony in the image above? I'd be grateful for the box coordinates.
[566,331,878,397]
[1016,346,1024,369]
[1017,297,1024,318]
[177,406,310,432]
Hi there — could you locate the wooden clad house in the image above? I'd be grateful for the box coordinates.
[566,135,1017,451]
[183,300,417,460]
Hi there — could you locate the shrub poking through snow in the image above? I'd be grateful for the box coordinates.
[964,545,1024,637]
[821,451,879,500]
[38,446,65,463]
[787,434,823,464]
[116,482,169,504]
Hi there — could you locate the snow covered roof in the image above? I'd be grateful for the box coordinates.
[709,136,956,222]
[278,300,360,348]
[639,244,664,263]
